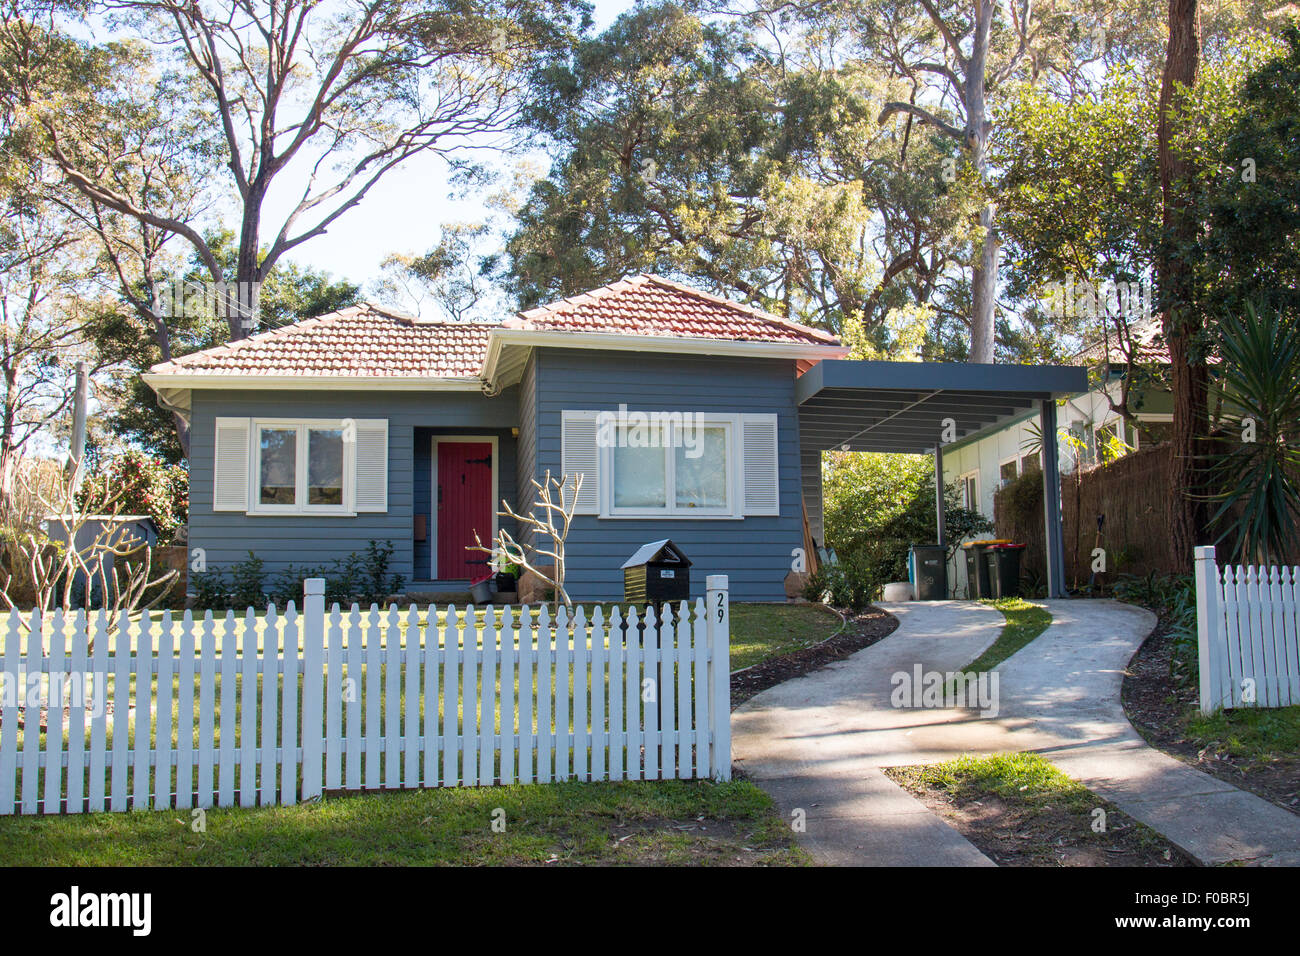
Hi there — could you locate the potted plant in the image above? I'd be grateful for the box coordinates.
[494,558,519,592]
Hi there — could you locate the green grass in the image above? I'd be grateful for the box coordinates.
[962,598,1052,675]
[728,604,842,671]
[0,778,809,866]
[892,752,1088,807]
[1185,705,1300,763]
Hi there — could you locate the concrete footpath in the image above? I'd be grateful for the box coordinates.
[732,601,1004,866]
[733,598,1300,866]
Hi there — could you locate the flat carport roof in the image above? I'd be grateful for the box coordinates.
[796,359,1089,597]
[796,359,1087,454]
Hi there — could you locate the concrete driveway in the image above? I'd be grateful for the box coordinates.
[733,598,1300,866]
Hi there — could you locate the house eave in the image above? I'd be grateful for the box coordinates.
[481,329,849,389]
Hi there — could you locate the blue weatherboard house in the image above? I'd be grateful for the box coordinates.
[144,275,849,602]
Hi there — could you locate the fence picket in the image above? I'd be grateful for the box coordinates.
[590,607,604,781]
[462,606,479,788]
[403,605,420,788]
[21,611,42,813]
[1284,568,1300,705]
[384,604,401,790]
[573,606,588,782]
[608,608,623,782]
[239,608,258,808]
[659,606,676,779]
[480,610,496,785]
[624,607,640,781]
[259,605,280,806]
[423,606,439,788]
[537,606,552,784]
[0,611,19,815]
[675,601,691,779]
[364,605,381,791]
[44,610,66,813]
[441,607,457,787]
[218,610,237,807]
[518,609,534,784]
[69,611,91,813]
[3,580,731,814]
[326,604,343,791]
[555,606,569,781]
[88,610,110,812]
[153,611,173,811]
[643,606,659,781]
[174,611,195,811]
[345,606,362,791]
[500,608,515,787]
[196,612,216,808]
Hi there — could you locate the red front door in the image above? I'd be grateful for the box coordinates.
[436,441,494,580]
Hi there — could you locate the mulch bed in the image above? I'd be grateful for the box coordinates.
[730,605,898,709]
[886,768,1196,867]
[1122,621,1300,817]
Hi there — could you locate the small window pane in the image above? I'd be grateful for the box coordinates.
[259,428,297,505]
[675,426,728,509]
[308,428,344,505]
[999,460,1018,487]
[1021,453,1040,473]
[614,429,667,508]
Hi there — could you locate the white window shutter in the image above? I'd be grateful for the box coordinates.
[353,419,388,512]
[741,414,780,516]
[561,411,600,514]
[213,417,250,512]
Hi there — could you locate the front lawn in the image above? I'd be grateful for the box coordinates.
[728,603,843,671]
[0,778,809,866]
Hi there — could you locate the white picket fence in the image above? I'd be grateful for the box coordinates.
[1194,547,1300,714]
[0,575,731,816]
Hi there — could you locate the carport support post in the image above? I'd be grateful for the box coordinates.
[933,443,946,548]
[1039,401,1067,598]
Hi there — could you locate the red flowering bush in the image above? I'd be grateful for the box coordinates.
[78,449,189,544]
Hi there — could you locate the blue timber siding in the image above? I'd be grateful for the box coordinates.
[514,352,539,549]
[531,348,803,602]
[188,388,519,587]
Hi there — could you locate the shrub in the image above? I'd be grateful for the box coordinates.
[193,541,404,609]
[78,449,189,545]
[1113,571,1198,689]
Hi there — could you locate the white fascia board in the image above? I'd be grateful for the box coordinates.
[141,373,484,392]
[481,329,848,386]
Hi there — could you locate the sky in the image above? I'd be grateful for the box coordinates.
[264,0,637,304]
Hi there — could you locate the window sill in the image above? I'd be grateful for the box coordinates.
[246,510,357,518]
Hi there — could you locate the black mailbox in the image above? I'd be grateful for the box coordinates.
[622,539,692,605]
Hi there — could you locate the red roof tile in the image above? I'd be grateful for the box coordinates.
[511,274,841,345]
[148,276,841,380]
[150,305,494,378]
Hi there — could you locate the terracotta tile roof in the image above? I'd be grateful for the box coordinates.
[148,276,842,380]
[510,274,841,346]
[150,304,494,378]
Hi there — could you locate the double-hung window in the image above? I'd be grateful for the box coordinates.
[252,420,351,515]
[605,417,737,518]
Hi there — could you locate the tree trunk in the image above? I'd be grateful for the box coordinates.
[967,0,997,364]
[1157,0,1206,574]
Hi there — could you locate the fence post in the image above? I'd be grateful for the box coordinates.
[1193,546,1219,715]
[706,575,731,781]
[301,578,326,800]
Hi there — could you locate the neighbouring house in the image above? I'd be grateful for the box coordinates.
[143,274,849,602]
[939,323,1174,595]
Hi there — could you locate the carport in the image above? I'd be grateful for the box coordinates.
[796,359,1089,598]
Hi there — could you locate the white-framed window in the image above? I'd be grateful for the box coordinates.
[603,416,738,518]
[251,419,352,515]
[958,470,979,510]
[998,456,1019,488]
[1020,451,1041,473]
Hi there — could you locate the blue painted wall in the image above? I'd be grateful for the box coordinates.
[530,348,803,602]
[188,388,519,586]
